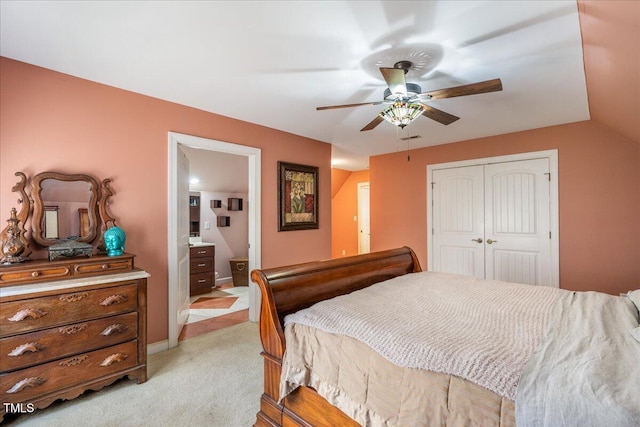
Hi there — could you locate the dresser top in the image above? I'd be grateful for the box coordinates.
[0,269,150,298]
[0,253,136,288]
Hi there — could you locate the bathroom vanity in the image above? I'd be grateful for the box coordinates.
[189,242,215,295]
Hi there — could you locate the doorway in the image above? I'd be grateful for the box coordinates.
[427,150,559,287]
[357,182,370,254]
[168,132,261,349]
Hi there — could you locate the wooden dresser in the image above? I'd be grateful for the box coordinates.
[189,244,215,296]
[0,253,148,421]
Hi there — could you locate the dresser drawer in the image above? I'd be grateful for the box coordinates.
[0,265,71,285]
[0,283,138,337]
[73,257,133,276]
[1,312,138,372]
[190,257,213,273]
[0,254,135,287]
[1,340,138,403]
[190,246,214,258]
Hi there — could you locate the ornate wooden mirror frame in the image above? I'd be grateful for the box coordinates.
[0,171,118,260]
[31,172,100,246]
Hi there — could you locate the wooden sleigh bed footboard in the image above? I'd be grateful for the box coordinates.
[250,247,422,427]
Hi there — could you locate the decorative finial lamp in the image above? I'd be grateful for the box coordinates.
[1,208,26,264]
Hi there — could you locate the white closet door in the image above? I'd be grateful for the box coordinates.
[484,158,551,285]
[358,182,370,254]
[432,165,485,279]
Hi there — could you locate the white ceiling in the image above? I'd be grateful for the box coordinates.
[182,146,248,193]
[0,1,590,171]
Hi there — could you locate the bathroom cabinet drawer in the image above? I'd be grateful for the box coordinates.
[190,246,214,258]
[190,257,213,274]
[190,272,214,295]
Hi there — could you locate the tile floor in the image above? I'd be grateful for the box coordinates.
[178,283,249,341]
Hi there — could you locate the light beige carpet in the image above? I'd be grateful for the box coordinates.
[4,321,263,426]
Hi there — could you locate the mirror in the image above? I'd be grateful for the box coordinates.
[31,172,100,247]
[43,206,60,239]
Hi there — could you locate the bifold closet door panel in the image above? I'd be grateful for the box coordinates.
[432,165,485,279]
[484,158,551,286]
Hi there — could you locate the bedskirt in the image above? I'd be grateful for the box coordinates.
[281,323,516,427]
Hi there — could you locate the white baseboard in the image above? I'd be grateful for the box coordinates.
[216,276,232,285]
[147,339,170,355]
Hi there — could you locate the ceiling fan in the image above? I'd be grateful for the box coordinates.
[316,60,503,132]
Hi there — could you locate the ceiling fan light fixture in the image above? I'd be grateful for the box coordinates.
[379,102,425,129]
[383,83,422,101]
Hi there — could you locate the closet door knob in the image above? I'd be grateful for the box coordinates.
[471,238,483,243]
[487,239,498,244]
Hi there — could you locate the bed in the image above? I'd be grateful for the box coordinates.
[250,247,640,427]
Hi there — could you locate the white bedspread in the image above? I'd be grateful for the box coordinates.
[515,289,640,426]
[284,271,563,400]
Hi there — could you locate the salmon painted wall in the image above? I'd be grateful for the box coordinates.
[331,169,370,258]
[331,168,351,198]
[370,121,640,295]
[578,0,640,145]
[0,57,332,344]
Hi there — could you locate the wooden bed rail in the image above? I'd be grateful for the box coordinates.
[250,246,422,427]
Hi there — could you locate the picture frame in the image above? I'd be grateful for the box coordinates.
[278,161,319,231]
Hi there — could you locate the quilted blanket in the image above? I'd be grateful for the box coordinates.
[284,271,563,400]
[515,289,640,426]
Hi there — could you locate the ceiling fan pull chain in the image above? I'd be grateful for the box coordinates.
[403,128,411,162]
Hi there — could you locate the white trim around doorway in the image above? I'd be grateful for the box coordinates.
[168,132,261,349]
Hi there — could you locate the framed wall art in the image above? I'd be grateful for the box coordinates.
[278,161,319,231]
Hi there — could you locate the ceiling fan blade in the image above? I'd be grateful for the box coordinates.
[380,67,407,97]
[360,115,384,131]
[316,101,382,111]
[422,105,460,125]
[421,78,503,100]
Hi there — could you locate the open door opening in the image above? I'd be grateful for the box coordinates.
[168,132,261,349]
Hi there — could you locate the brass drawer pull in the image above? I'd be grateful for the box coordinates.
[59,292,89,303]
[100,324,127,336]
[58,323,88,335]
[101,264,109,269]
[6,377,47,394]
[8,342,43,357]
[31,271,40,277]
[8,308,47,322]
[99,294,128,306]
[100,352,128,366]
